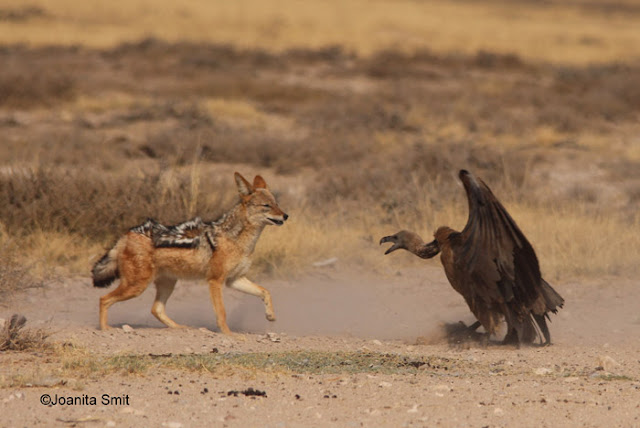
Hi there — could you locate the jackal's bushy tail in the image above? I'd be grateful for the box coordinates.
[92,244,120,288]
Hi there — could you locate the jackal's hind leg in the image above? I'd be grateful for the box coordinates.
[151,277,186,328]
[228,276,276,322]
[99,277,151,330]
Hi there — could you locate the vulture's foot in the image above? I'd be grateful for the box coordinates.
[445,321,488,346]
[502,329,521,347]
[534,339,552,348]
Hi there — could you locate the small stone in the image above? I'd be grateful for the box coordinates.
[407,404,419,413]
[378,381,392,388]
[494,408,505,416]
[106,421,116,427]
[371,340,382,346]
[534,367,552,376]
[122,324,134,333]
[266,332,281,343]
[598,356,620,373]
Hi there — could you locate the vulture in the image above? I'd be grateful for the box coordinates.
[380,170,564,345]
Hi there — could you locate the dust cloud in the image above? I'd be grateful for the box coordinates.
[19,268,639,347]
[226,268,473,340]
[93,267,471,341]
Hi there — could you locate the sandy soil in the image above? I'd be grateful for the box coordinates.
[1,267,639,427]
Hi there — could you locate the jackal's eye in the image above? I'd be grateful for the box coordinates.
[261,204,271,208]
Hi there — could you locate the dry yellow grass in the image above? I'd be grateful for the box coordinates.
[71,93,152,114]
[16,231,103,277]
[515,204,640,279]
[1,159,637,284]
[1,0,640,64]
[202,98,297,135]
[254,186,640,281]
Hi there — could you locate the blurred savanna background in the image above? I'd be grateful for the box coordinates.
[1,0,639,292]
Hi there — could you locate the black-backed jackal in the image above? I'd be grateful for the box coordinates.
[91,172,288,335]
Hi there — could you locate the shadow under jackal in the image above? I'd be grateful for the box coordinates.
[91,172,288,335]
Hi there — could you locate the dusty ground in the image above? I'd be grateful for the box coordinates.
[1,267,639,427]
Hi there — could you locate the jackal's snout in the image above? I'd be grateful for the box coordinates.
[267,210,288,226]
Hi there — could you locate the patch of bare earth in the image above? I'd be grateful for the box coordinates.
[1,268,639,427]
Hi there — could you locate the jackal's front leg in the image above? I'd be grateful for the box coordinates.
[208,278,232,335]
[152,277,186,329]
[228,276,276,322]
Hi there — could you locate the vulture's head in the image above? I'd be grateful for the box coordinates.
[380,230,440,259]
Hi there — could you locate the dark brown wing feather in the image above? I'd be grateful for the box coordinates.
[454,171,542,316]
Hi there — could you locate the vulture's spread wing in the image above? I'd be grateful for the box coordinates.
[453,170,541,312]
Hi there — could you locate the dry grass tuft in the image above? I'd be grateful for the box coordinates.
[0,166,233,242]
[0,241,42,297]
[0,314,50,352]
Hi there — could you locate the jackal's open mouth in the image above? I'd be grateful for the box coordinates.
[267,218,284,226]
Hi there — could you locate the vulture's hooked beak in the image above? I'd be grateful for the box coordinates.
[380,235,401,255]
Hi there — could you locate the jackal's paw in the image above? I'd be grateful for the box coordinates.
[169,323,189,329]
[228,333,247,342]
[219,329,246,341]
[99,325,113,331]
[266,313,276,322]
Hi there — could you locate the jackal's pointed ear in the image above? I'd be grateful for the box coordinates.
[253,175,268,189]
[234,172,254,196]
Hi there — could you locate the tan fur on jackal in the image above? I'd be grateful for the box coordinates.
[91,172,288,335]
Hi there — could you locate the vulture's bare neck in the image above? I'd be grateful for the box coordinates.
[405,232,441,259]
